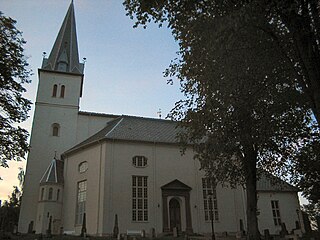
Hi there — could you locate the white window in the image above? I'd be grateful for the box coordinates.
[132,156,148,167]
[79,161,88,173]
[132,176,148,222]
[271,200,281,226]
[202,178,219,221]
[76,180,87,225]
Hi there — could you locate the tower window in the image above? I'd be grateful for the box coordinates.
[52,123,60,137]
[52,84,57,97]
[60,85,65,98]
[48,187,53,200]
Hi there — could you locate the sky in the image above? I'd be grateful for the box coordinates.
[0,0,182,201]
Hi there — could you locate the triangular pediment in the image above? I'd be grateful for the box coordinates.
[161,179,192,191]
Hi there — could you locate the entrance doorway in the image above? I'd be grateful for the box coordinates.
[169,198,181,231]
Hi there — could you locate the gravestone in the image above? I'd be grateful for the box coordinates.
[264,229,270,240]
[150,228,156,239]
[280,222,288,237]
[173,227,178,237]
[27,221,34,234]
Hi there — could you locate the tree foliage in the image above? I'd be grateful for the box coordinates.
[0,186,22,233]
[0,12,31,168]
[302,202,320,231]
[124,0,319,239]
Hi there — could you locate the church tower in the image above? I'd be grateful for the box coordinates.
[19,2,84,233]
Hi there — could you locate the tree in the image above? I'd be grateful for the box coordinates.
[292,140,320,203]
[123,1,318,239]
[302,202,320,231]
[124,0,320,123]
[0,186,22,233]
[0,12,31,169]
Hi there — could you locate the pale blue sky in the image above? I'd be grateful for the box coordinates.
[0,0,181,200]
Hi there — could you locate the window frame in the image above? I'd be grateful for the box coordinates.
[60,85,65,98]
[48,187,53,200]
[132,176,148,222]
[75,180,87,225]
[52,123,60,137]
[271,200,281,226]
[202,178,219,222]
[52,84,57,97]
[78,161,88,173]
[132,156,148,168]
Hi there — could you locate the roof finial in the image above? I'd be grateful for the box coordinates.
[54,151,57,159]
[157,108,162,119]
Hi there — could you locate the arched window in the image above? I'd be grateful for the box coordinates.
[48,188,53,200]
[52,123,60,137]
[52,84,57,97]
[57,189,60,201]
[60,85,65,98]
[40,188,44,200]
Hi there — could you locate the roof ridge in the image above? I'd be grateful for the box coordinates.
[105,117,124,137]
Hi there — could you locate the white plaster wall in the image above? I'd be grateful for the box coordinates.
[257,191,303,235]
[20,69,115,233]
[63,143,106,235]
[35,184,63,234]
[19,70,83,233]
[76,114,116,143]
[102,141,247,236]
[62,139,302,237]
[37,71,82,107]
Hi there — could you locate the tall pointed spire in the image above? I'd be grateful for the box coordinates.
[42,1,84,74]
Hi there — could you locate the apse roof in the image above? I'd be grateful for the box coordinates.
[40,158,64,184]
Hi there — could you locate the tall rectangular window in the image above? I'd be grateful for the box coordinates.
[76,180,87,225]
[132,176,148,222]
[271,200,281,226]
[202,178,219,221]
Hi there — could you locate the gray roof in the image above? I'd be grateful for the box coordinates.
[65,115,181,154]
[42,1,84,74]
[40,158,64,185]
[257,172,298,192]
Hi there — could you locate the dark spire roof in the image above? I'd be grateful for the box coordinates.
[40,158,64,184]
[42,1,84,74]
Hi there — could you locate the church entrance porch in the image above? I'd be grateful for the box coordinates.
[161,179,193,234]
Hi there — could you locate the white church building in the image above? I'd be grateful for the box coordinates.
[18,2,304,237]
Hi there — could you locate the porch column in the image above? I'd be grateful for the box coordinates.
[185,192,193,233]
[162,194,170,232]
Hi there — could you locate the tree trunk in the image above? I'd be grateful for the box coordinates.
[244,145,260,240]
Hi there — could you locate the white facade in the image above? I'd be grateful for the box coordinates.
[19,2,304,237]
